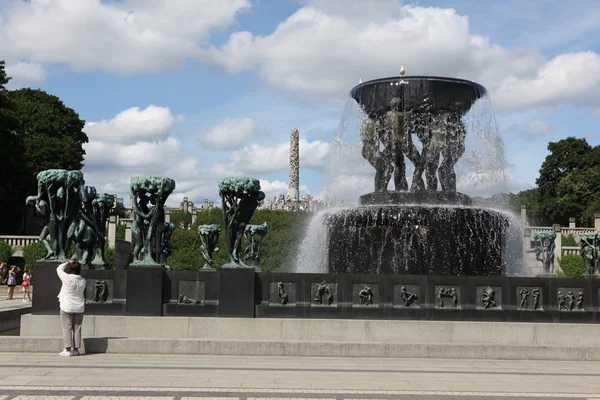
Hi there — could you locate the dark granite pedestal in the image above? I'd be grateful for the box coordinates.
[32,260,64,315]
[126,265,164,316]
[218,267,255,318]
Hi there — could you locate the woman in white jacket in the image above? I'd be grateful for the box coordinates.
[57,259,86,356]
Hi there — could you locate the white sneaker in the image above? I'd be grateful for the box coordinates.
[59,349,71,357]
[72,349,80,356]
[22,299,26,302]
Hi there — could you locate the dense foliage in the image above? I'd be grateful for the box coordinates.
[22,242,47,270]
[0,240,12,264]
[510,137,600,227]
[167,208,311,272]
[561,234,578,247]
[558,254,585,278]
[0,61,88,234]
[170,210,192,229]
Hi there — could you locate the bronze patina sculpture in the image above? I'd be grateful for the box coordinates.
[198,224,221,269]
[218,177,265,268]
[72,185,99,267]
[91,193,115,266]
[26,169,84,261]
[243,222,268,268]
[580,233,599,276]
[533,232,556,275]
[130,176,176,265]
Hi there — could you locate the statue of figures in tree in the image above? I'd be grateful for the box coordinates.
[198,224,221,269]
[72,185,99,267]
[159,222,175,265]
[25,195,54,259]
[91,193,115,266]
[130,176,176,265]
[580,232,599,276]
[25,169,84,261]
[218,177,265,268]
[533,231,556,275]
[243,222,268,268]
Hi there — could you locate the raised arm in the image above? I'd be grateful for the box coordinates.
[56,262,69,283]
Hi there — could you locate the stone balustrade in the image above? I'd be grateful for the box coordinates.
[561,246,581,256]
[0,235,40,256]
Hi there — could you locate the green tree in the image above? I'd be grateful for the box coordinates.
[9,88,88,176]
[0,62,89,234]
[556,166,600,226]
[0,61,28,233]
[536,137,593,224]
[171,210,192,229]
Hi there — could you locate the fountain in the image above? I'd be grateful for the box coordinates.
[322,72,510,276]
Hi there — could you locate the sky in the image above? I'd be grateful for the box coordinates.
[1,0,599,206]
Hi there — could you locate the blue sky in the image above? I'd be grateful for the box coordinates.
[1,0,599,206]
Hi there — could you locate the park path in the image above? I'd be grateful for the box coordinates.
[0,353,599,399]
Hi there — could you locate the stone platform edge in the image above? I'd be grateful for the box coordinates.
[1,336,599,360]
[20,314,600,347]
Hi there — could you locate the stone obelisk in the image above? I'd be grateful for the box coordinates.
[288,127,300,201]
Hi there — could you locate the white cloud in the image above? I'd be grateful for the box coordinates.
[5,61,46,84]
[0,0,250,75]
[210,138,330,176]
[81,105,208,206]
[494,52,600,109]
[259,179,311,200]
[203,1,599,110]
[84,105,181,144]
[522,120,555,139]
[200,117,257,150]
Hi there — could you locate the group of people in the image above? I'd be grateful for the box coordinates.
[1,262,31,301]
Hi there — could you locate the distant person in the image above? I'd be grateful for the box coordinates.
[6,265,20,300]
[21,268,32,302]
[57,259,86,356]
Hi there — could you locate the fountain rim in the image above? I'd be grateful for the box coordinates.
[350,75,488,97]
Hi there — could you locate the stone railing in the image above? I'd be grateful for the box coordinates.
[561,227,596,237]
[0,235,39,248]
[0,235,40,256]
[561,246,580,256]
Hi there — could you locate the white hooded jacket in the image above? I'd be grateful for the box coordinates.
[56,262,86,314]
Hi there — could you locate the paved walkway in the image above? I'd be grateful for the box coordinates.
[0,285,33,306]
[0,353,598,399]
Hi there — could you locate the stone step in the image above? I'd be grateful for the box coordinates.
[1,336,599,360]
[21,314,600,347]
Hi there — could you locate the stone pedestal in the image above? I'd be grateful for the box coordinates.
[114,240,132,270]
[31,261,63,315]
[126,266,164,316]
[218,267,255,318]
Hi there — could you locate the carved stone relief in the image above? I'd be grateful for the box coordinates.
[435,285,460,309]
[269,282,296,306]
[177,280,205,305]
[311,281,337,307]
[516,287,542,311]
[85,279,113,304]
[393,284,420,308]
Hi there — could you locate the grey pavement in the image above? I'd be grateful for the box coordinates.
[0,353,599,399]
[0,285,33,308]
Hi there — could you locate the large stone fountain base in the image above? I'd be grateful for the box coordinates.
[325,205,509,276]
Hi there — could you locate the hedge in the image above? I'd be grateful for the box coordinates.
[0,240,12,264]
[558,254,585,278]
[561,234,578,247]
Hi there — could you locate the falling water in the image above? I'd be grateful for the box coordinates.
[294,209,332,273]
[295,77,526,276]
